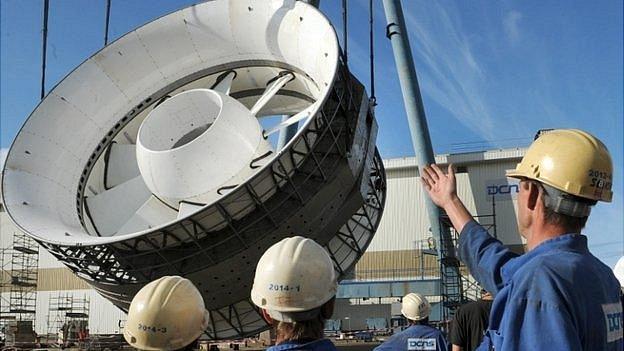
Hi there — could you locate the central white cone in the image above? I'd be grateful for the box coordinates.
[136,88,273,206]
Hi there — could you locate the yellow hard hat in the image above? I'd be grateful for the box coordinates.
[401,293,431,321]
[123,276,209,350]
[507,129,613,202]
[250,236,337,322]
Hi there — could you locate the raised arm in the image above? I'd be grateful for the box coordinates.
[421,164,518,293]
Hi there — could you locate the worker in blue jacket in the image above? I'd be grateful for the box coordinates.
[420,129,623,350]
[374,293,448,351]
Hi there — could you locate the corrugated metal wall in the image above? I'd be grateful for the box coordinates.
[359,149,526,277]
[355,249,439,280]
[0,290,126,335]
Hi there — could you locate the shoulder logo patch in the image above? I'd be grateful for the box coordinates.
[602,302,623,343]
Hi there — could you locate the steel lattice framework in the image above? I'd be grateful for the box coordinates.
[2,0,386,339]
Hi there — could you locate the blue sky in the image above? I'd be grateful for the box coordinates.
[1,0,622,267]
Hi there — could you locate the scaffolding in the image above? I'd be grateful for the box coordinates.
[0,247,13,339]
[437,197,498,324]
[47,293,90,347]
[8,233,39,320]
[0,232,40,345]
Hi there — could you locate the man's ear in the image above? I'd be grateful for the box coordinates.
[527,182,540,210]
[320,297,336,319]
[260,308,274,325]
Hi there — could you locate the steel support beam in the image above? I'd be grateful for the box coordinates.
[382,0,461,317]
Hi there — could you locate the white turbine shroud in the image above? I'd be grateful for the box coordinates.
[136,89,273,210]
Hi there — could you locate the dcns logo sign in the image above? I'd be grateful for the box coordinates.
[407,338,437,350]
[485,179,519,201]
[487,184,519,196]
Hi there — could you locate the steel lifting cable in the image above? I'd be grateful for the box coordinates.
[369,0,376,105]
[104,0,112,45]
[40,0,49,100]
[342,0,348,65]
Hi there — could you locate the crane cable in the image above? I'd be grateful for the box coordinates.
[40,0,49,100]
[369,0,376,106]
[342,0,348,66]
[104,0,112,45]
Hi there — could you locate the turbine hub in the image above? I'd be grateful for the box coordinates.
[136,89,272,205]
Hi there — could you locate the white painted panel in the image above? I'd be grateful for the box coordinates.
[51,61,130,130]
[116,196,178,235]
[274,1,302,70]
[135,11,201,83]
[2,170,83,238]
[177,202,204,220]
[300,15,338,89]
[93,31,169,101]
[181,1,237,64]
[229,0,273,57]
[85,176,151,236]
[106,143,140,188]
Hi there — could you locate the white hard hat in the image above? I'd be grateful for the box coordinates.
[250,236,338,322]
[614,256,624,287]
[401,293,431,321]
[123,276,209,350]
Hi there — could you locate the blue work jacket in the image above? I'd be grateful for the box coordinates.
[373,324,448,351]
[266,338,338,351]
[459,220,623,350]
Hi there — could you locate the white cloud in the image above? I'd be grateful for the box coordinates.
[403,3,497,140]
[503,10,523,44]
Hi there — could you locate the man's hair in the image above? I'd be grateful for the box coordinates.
[527,180,590,233]
[408,317,429,325]
[542,204,588,233]
[275,314,325,342]
[271,297,335,344]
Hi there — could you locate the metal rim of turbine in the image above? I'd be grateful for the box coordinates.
[1,0,386,339]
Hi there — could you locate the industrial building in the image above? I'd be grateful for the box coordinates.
[0,147,526,337]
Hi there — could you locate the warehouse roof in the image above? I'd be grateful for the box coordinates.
[383,147,527,170]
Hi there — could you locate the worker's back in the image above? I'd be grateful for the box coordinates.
[374,324,448,351]
[537,242,622,349]
[450,299,492,350]
[483,235,623,350]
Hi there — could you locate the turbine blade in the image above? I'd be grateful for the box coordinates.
[211,71,236,95]
[263,103,316,136]
[105,143,140,188]
[177,201,205,220]
[115,196,178,235]
[250,72,294,115]
[85,176,151,236]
